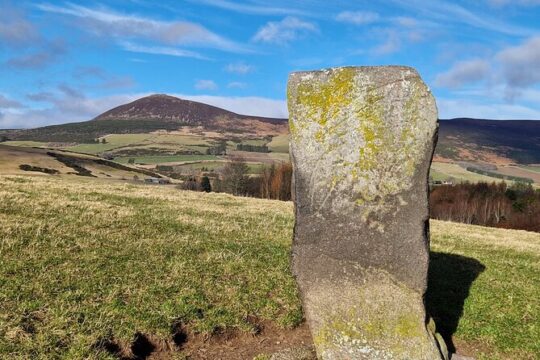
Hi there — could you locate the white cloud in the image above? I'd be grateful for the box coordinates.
[487,0,540,6]
[391,0,535,37]
[195,80,218,91]
[193,0,306,15]
[497,36,540,89]
[0,93,147,129]
[36,3,249,53]
[0,94,24,109]
[225,62,255,74]
[252,17,317,45]
[120,41,208,60]
[372,30,401,55]
[435,36,540,101]
[434,59,490,88]
[175,94,287,118]
[1,91,288,129]
[227,82,247,89]
[0,5,39,46]
[5,39,67,70]
[437,98,540,119]
[394,16,419,27]
[335,11,379,25]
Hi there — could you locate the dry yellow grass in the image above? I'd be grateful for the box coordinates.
[0,175,538,359]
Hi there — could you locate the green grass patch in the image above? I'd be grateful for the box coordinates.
[0,176,538,359]
[66,134,154,154]
[267,135,289,153]
[431,162,508,184]
[519,165,540,174]
[2,141,49,148]
[429,167,451,182]
[115,155,219,164]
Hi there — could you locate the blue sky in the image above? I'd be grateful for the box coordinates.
[1,0,540,129]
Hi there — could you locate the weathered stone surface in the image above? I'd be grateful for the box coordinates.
[288,66,445,359]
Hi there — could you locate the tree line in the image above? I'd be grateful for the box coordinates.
[179,158,291,201]
[181,159,539,232]
[430,181,540,232]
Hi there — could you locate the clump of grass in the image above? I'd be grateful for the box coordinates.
[0,175,301,359]
[0,175,538,359]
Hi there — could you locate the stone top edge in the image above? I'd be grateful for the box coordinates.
[288,65,420,78]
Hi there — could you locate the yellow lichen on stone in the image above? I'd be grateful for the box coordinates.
[288,67,437,228]
[293,68,356,143]
[306,271,441,359]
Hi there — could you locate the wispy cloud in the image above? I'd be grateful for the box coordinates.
[435,59,491,88]
[0,94,24,109]
[1,91,288,129]
[335,11,379,25]
[36,3,250,53]
[224,62,255,74]
[497,36,540,89]
[192,0,306,16]
[175,94,287,118]
[120,41,209,60]
[5,39,67,69]
[195,79,218,90]
[391,0,536,37]
[253,16,317,45]
[435,36,540,102]
[372,30,401,55]
[227,81,247,89]
[487,0,540,7]
[437,97,540,119]
[0,5,40,46]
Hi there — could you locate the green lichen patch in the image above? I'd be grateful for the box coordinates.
[288,67,437,227]
[305,271,442,359]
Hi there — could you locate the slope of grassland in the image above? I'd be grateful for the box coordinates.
[0,176,538,359]
[0,145,161,180]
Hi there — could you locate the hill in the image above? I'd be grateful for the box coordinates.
[1,94,288,143]
[1,95,538,165]
[0,144,161,180]
[0,175,538,359]
[1,96,539,185]
[437,118,540,164]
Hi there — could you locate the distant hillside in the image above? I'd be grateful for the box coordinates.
[0,144,161,179]
[437,118,540,164]
[94,94,238,122]
[2,94,288,143]
[1,95,539,165]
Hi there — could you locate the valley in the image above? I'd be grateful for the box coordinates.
[1,95,539,186]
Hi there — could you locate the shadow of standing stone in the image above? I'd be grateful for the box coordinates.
[288,66,447,359]
[426,252,486,353]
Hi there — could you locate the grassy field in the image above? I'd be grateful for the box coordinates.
[0,145,152,181]
[2,141,50,148]
[173,161,265,174]
[267,135,289,153]
[430,162,506,183]
[115,154,220,165]
[519,165,540,173]
[0,176,538,359]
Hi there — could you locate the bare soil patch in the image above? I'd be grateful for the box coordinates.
[98,321,314,360]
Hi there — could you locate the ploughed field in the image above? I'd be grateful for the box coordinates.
[0,175,539,359]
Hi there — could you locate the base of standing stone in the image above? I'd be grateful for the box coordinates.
[295,258,444,360]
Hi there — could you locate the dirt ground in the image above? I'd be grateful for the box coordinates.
[100,320,484,360]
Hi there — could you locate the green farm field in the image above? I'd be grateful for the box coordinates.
[115,154,220,165]
[0,175,538,359]
[430,162,507,183]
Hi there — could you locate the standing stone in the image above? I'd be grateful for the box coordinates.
[288,66,446,360]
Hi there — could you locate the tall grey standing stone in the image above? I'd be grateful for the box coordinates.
[288,66,447,360]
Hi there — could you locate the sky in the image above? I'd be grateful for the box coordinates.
[1,0,540,129]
